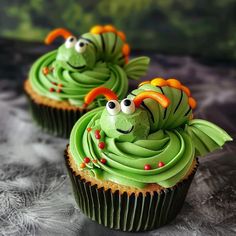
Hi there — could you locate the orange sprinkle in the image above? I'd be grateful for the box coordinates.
[138,81,150,87]
[117,31,126,41]
[122,43,130,56]
[188,97,197,109]
[58,83,63,87]
[92,160,97,163]
[56,89,62,93]
[87,127,92,132]
[80,163,86,168]
[43,67,50,75]
[167,78,181,89]
[104,25,116,32]
[90,25,104,34]
[151,78,167,87]
[44,28,72,45]
[181,85,191,96]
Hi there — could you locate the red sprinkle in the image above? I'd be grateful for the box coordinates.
[95,130,100,135]
[51,82,57,85]
[56,89,62,93]
[158,161,165,168]
[84,157,90,163]
[80,163,86,168]
[95,133,101,139]
[100,158,106,164]
[49,87,55,92]
[87,127,92,132]
[98,142,105,149]
[144,164,151,170]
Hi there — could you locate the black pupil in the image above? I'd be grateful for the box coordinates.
[108,101,116,109]
[123,99,131,106]
[79,42,85,47]
[69,37,74,42]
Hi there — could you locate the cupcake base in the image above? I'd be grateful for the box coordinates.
[65,148,198,232]
[24,80,87,138]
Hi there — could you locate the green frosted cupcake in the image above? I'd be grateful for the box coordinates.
[65,78,232,231]
[24,25,150,137]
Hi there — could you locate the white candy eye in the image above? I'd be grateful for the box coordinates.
[75,39,87,53]
[106,100,120,115]
[121,99,135,114]
[65,36,77,48]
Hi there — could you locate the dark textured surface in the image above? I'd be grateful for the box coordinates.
[0,38,236,235]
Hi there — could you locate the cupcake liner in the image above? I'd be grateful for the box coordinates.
[26,94,87,138]
[65,150,199,232]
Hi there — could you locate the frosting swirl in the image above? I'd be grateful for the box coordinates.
[69,108,195,188]
[29,50,128,107]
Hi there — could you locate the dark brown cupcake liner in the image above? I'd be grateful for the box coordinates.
[25,93,87,138]
[65,149,199,232]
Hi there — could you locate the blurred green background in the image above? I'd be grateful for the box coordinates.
[1,0,236,61]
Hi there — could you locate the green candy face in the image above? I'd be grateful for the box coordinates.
[100,99,150,142]
[56,37,96,72]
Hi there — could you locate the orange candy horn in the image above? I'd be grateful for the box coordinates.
[44,28,73,45]
[133,91,170,108]
[83,87,118,107]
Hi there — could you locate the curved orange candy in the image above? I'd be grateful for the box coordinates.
[84,87,118,107]
[44,28,72,45]
[133,91,170,108]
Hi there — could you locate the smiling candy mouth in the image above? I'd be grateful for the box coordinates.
[116,126,134,134]
[67,62,86,70]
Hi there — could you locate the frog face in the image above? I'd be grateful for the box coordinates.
[83,86,170,142]
[56,36,96,72]
[100,99,150,142]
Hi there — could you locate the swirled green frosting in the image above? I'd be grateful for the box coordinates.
[69,105,232,188]
[29,50,128,107]
[28,31,150,107]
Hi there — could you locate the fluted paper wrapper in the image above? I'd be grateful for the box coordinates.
[26,94,87,138]
[65,151,198,232]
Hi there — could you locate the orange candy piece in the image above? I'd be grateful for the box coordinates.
[90,25,104,34]
[188,97,197,109]
[117,31,126,41]
[151,78,167,87]
[104,24,116,32]
[181,85,191,96]
[44,28,72,45]
[167,78,181,89]
[138,81,150,87]
[84,87,118,107]
[133,91,170,108]
[122,43,130,56]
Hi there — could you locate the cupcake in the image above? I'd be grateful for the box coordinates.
[65,78,232,231]
[24,25,150,137]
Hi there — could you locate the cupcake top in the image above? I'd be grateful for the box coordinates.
[69,78,232,188]
[29,25,150,108]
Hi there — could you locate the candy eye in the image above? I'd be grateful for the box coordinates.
[121,99,135,114]
[65,36,77,48]
[75,39,87,53]
[106,100,120,115]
